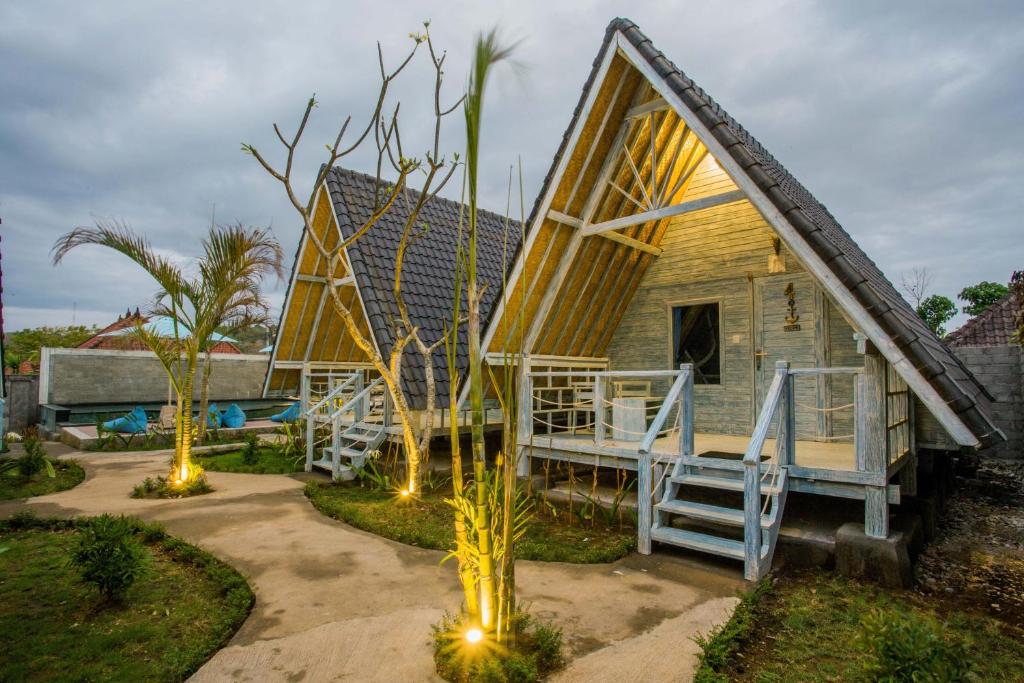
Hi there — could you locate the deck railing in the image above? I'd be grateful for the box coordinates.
[519,367,693,451]
[742,361,794,579]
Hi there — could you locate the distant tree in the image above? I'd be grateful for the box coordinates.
[958,281,1009,316]
[900,267,933,308]
[917,295,957,337]
[3,325,97,368]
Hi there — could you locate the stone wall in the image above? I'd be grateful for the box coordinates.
[39,348,269,406]
[3,375,41,433]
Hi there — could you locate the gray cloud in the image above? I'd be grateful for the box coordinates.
[2,0,1022,332]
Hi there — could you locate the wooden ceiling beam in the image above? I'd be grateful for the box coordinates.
[626,97,669,119]
[580,189,745,236]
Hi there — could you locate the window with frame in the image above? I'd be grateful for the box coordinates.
[672,303,721,385]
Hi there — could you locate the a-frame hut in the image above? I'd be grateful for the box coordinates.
[477,18,1002,579]
[265,167,518,477]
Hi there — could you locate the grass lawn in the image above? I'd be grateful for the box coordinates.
[305,481,636,564]
[695,570,1024,682]
[197,446,302,474]
[0,460,86,500]
[0,516,253,682]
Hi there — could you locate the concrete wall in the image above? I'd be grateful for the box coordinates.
[39,348,269,406]
[3,375,40,433]
[955,346,1023,457]
[914,345,1023,457]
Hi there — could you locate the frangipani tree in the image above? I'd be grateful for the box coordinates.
[243,23,462,494]
[53,222,282,484]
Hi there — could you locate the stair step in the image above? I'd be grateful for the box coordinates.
[341,430,382,443]
[671,473,781,495]
[656,499,770,528]
[322,446,366,459]
[650,526,745,560]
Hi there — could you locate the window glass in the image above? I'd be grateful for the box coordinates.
[672,303,721,384]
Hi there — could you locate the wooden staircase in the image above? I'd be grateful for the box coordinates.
[640,360,796,581]
[651,455,788,579]
[304,375,388,481]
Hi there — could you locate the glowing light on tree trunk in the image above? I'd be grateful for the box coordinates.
[464,628,483,644]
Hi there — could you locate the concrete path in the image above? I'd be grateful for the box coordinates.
[0,447,743,682]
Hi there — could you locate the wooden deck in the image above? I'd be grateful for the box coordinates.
[523,431,854,470]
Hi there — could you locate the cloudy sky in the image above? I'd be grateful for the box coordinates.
[2,1,1022,333]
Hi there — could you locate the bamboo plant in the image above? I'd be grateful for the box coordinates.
[443,29,528,647]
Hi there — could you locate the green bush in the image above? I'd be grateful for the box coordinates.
[241,433,261,466]
[16,438,51,479]
[858,608,972,682]
[70,514,148,601]
[432,610,563,682]
[131,473,213,499]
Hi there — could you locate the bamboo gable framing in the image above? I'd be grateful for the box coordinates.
[264,184,375,397]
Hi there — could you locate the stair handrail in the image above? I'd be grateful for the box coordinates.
[304,373,359,418]
[638,365,691,455]
[742,360,792,580]
[329,375,385,422]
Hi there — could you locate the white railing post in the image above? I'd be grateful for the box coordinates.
[516,359,533,477]
[638,450,652,555]
[679,363,694,456]
[779,361,794,467]
[331,411,342,481]
[353,372,365,422]
[302,368,314,472]
[862,351,889,539]
[593,373,606,445]
[742,459,761,580]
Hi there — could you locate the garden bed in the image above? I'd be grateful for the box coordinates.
[0,515,254,681]
[694,570,1024,682]
[0,459,85,500]
[305,481,636,564]
[197,446,303,474]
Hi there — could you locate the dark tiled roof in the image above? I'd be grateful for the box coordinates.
[947,293,1020,347]
[327,167,521,409]
[523,18,1000,447]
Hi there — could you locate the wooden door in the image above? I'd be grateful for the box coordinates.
[753,273,818,439]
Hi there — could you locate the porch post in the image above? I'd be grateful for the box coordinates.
[861,347,889,538]
[594,373,607,445]
[638,450,652,554]
[516,356,533,477]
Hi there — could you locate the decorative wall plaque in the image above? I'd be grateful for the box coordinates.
[783,282,802,332]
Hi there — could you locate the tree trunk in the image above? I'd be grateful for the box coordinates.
[175,369,195,481]
[195,356,212,445]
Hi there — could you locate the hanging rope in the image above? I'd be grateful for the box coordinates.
[795,401,854,413]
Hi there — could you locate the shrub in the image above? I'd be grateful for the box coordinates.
[241,433,261,466]
[432,610,563,682]
[131,472,213,499]
[858,608,972,682]
[70,514,148,601]
[16,437,52,479]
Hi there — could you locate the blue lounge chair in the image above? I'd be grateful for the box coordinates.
[103,406,148,434]
[206,403,222,429]
[270,402,301,423]
[222,403,246,429]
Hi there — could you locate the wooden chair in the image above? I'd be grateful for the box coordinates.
[148,405,177,445]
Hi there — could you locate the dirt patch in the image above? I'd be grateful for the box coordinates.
[916,458,1024,627]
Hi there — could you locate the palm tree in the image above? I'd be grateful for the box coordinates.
[191,224,283,444]
[53,221,282,483]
